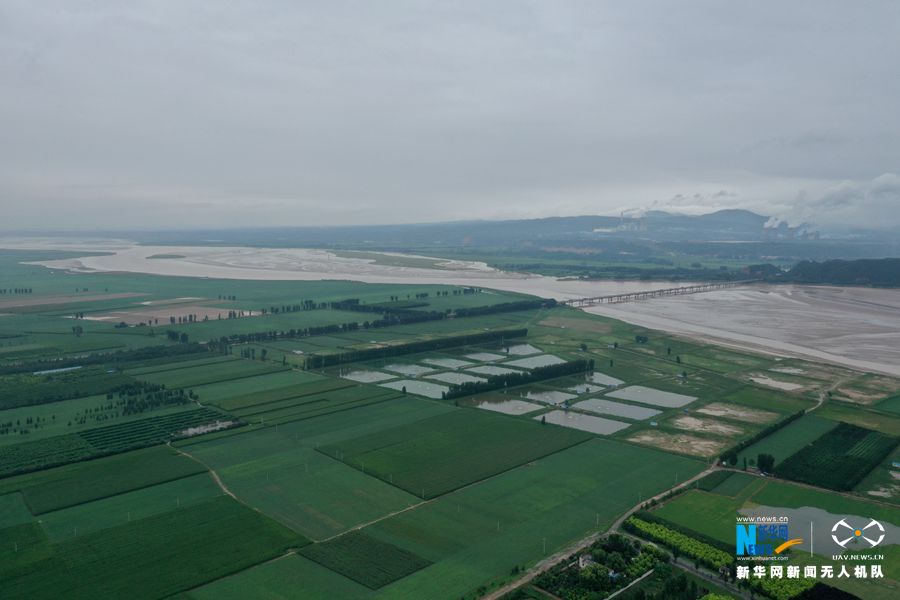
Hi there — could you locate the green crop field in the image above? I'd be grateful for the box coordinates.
[653,477,900,548]
[38,472,223,542]
[124,354,240,376]
[299,531,432,589]
[775,422,899,490]
[0,496,306,599]
[0,392,197,446]
[362,439,703,598]
[0,491,33,527]
[183,423,420,540]
[320,409,592,499]
[0,433,98,478]
[5,446,207,514]
[817,402,900,436]
[188,554,373,600]
[4,248,900,598]
[189,369,325,402]
[134,358,288,388]
[708,471,756,497]
[0,406,233,477]
[736,414,837,467]
[211,377,340,411]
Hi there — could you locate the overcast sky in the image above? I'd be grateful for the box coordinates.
[2,1,899,231]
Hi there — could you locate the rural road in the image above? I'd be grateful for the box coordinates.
[482,465,716,600]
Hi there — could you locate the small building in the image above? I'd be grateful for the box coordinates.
[578,554,595,570]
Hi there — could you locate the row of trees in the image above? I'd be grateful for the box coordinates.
[305,328,528,369]
[0,342,211,377]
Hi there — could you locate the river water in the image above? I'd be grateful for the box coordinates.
[5,240,899,377]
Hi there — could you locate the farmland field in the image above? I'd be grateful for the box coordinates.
[319,409,592,498]
[38,472,223,541]
[134,359,288,388]
[3,247,900,598]
[299,531,432,589]
[736,414,837,466]
[774,422,899,490]
[183,421,421,540]
[9,446,206,514]
[188,554,373,600]
[0,496,306,599]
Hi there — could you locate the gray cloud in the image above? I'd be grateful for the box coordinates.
[1,1,899,230]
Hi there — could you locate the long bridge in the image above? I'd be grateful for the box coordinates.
[561,280,757,308]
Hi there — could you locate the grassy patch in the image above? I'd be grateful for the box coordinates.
[188,554,373,600]
[135,358,288,388]
[320,409,592,499]
[185,425,420,540]
[736,414,837,467]
[18,446,206,514]
[300,531,431,589]
[38,473,223,542]
[708,472,756,497]
[0,496,306,599]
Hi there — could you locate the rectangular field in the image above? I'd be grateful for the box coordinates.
[537,410,631,435]
[16,446,207,514]
[0,496,307,599]
[299,531,431,589]
[736,414,837,467]
[362,439,704,599]
[38,473,223,542]
[605,386,696,408]
[135,359,288,388]
[184,425,420,541]
[774,423,899,490]
[319,409,592,499]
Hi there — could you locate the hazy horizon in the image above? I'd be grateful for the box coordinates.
[3,2,899,231]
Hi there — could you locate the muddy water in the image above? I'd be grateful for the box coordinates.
[586,285,900,377]
[7,240,899,377]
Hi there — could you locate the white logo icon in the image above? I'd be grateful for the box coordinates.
[831,519,885,548]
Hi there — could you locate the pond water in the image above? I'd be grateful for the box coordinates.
[605,386,696,408]
[380,379,449,399]
[505,354,566,369]
[523,390,578,405]
[504,343,542,356]
[382,363,434,377]
[423,357,475,370]
[590,372,624,386]
[568,383,606,395]
[340,370,396,383]
[536,410,631,435]
[426,372,487,385]
[473,399,544,416]
[465,352,505,362]
[575,398,661,420]
[466,365,524,377]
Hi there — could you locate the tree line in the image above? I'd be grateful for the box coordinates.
[305,328,528,369]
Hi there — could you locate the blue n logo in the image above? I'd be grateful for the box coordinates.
[736,524,756,555]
